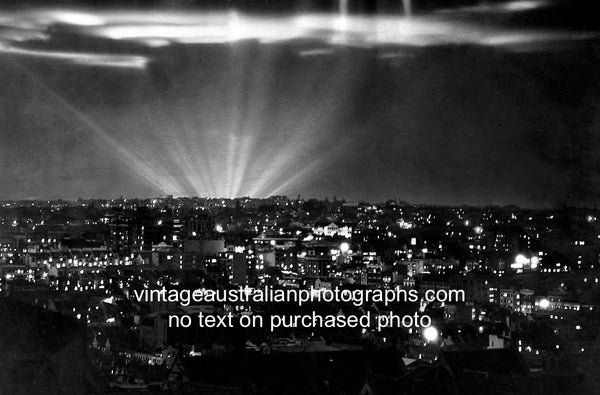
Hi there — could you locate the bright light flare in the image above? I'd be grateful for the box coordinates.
[516,254,528,265]
[340,242,350,253]
[530,256,539,268]
[423,326,439,342]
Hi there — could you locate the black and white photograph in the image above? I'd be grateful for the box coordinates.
[1,0,600,393]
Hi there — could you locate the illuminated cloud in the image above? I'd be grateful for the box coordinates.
[42,10,105,26]
[0,43,149,69]
[2,5,596,51]
[296,48,336,57]
[444,0,552,14]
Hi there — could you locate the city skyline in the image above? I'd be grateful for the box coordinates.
[2,189,600,393]
[2,195,600,211]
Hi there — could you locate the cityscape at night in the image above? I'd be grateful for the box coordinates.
[1,0,600,394]
[2,197,600,393]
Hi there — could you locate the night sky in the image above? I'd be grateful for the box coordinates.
[1,0,600,207]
